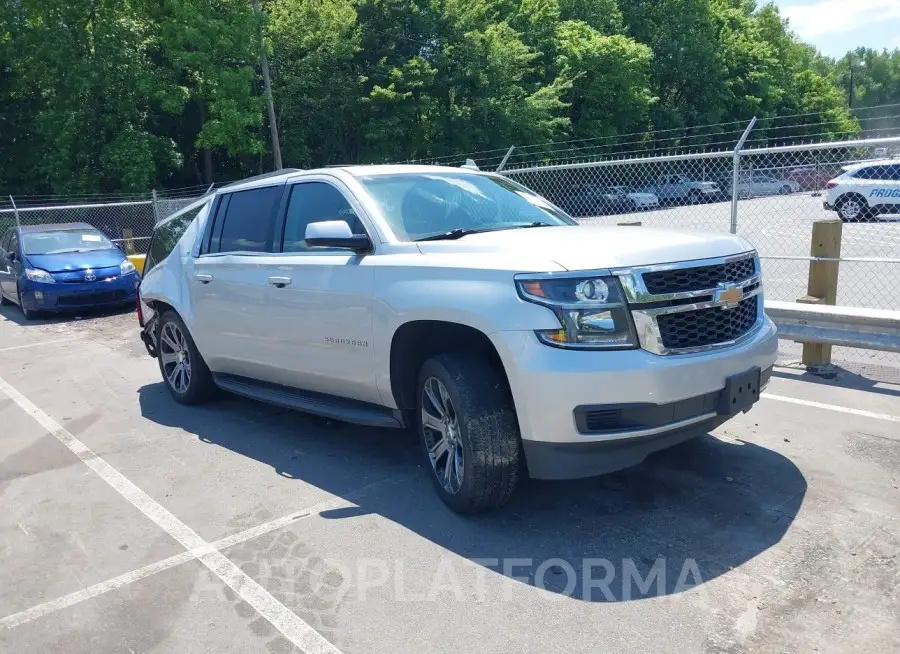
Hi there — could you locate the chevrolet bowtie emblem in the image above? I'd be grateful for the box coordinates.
[714,283,743,309]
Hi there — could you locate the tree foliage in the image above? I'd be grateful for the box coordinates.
[0,0,893,193]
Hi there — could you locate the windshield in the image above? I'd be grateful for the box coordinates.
[357,173,576,241]
[22,229,115,255]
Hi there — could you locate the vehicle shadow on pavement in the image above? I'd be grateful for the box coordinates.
[138,383,806,603]
[0,303,134,327]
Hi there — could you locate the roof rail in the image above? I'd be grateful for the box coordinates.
[220,168,302,189]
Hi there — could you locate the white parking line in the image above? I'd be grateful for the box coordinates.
[0,374,342,654]
[0,552,197,629]
[0,445,413,632]
[763,393,900,423]
[0,339,72,354]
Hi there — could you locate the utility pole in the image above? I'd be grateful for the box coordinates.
[253,0,283,170]
[848,55,855,108]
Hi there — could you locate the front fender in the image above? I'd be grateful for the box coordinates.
[371,269,561,407]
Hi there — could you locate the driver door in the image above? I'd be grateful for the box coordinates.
[0,231,19,299]
[262,177,379,404]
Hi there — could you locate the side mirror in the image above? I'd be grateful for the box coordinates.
[305,220,371,253]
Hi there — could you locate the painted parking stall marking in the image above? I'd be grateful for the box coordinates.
[0,373,343,654]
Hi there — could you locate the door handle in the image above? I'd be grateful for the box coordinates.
[195,273,214,284]
[268,276,292,288]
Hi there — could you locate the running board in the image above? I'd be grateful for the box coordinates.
[212,373,403,429]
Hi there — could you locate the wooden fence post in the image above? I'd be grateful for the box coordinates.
[796,219,842,367]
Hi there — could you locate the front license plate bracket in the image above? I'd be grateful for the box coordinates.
[718,367,761,415]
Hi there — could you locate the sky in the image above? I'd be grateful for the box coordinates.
[774,0,900,58]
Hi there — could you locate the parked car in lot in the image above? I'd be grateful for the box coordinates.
[557,184,630,217]
[138,165,777,514]
[824,159,900,222]
[785,167,834,191]
[736,173,800,198]
[0,222,140,319]
[609,185,660,210]
[652,174,722,204]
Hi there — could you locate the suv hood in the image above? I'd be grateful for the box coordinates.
[415,226,753,271]
[25,248,125,273]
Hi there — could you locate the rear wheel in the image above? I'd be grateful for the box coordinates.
[837,194,869,222]
[687,190,703,205]
[779,185,792,195]
[157,310,216,405]
[417,353,521,514]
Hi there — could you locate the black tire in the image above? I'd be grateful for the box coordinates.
[779,185,791,195]
[687,190,703,205]
[837,194,869,223]
[156,310,216,405]
[0,289,11,306]
[416,353,521,515]
[17,284,38,320]
[625,199,638,213]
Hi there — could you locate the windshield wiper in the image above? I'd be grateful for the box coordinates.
[415,222,553,242]
[415,228,493,242]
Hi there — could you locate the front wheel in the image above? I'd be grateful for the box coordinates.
[417,354,522,514]
[837,195,869,222]
[17,285,38,320]
[156,310,216,405]
[779,185,791,195]
[0,289,12,306]
[687,190,703,205]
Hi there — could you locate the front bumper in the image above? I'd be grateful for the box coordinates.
[490,317,778,479]
[20,273,139,312]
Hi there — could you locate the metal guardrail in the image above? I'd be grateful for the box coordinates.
[765,300,900,354]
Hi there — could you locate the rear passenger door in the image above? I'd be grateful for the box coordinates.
[190,183,284,376]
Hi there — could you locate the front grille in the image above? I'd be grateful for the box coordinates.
[57,290,128,306]
[657,296,758,350]
[59,276,118,284]
[643,257,755,295]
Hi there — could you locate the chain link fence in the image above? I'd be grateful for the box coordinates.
[3,118,899,374]
[497,133,900,374]
[0,187,212,255]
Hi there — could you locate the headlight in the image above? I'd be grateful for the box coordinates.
[24,268,55,283]
[516,275,637,349]
[120,259,137,275]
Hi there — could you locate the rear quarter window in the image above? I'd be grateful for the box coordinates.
[145,204,205,273]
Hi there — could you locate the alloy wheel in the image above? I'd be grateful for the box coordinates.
[160,322,192,394]
[421,377,464,494]
[840,199,862,221]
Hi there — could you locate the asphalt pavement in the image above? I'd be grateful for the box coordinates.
[1,306,898,653]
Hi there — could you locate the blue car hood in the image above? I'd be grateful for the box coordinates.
[26,248,126,273]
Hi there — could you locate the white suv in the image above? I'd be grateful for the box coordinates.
[825,160,900,222]
[138,165,778,514]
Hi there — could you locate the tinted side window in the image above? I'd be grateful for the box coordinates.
[855,166,888,180]
[0,231,9,252]
[282,183,362,253]
[146,206,203,273]
[887,164,900,180]
[8,232,18,255]
[215,186,282,253]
